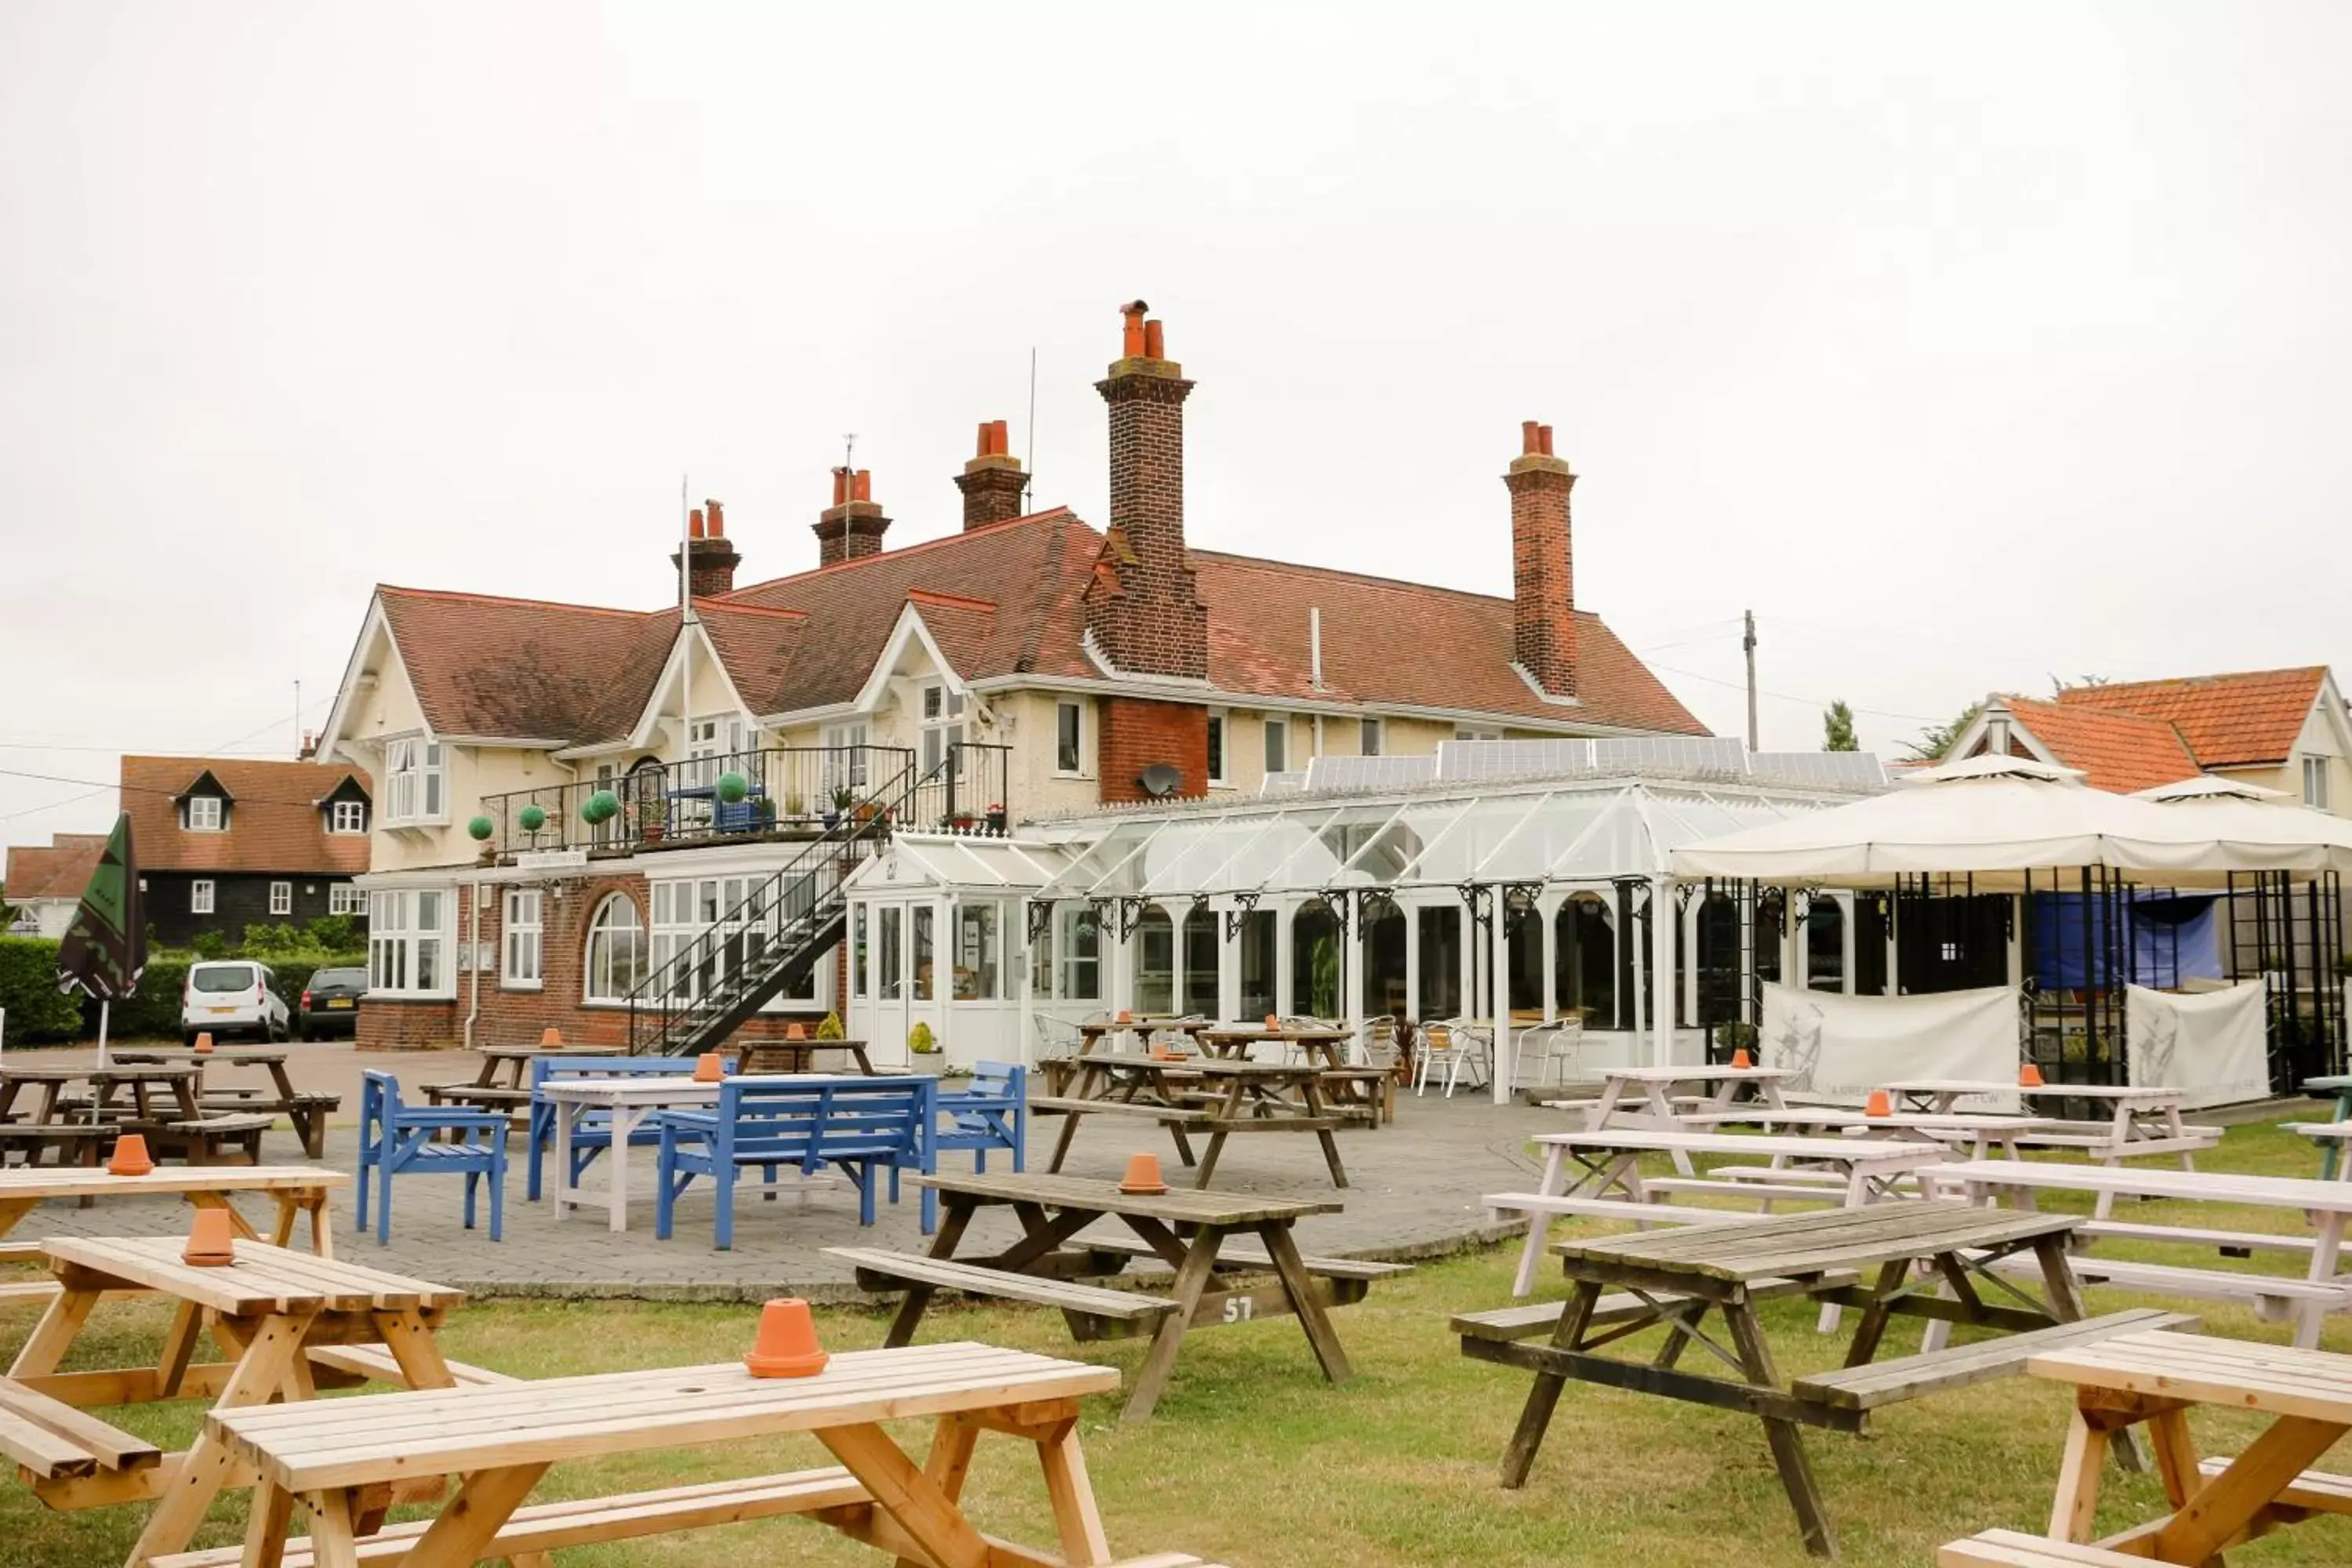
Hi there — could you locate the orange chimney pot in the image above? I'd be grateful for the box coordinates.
[1521,419,1542,455]
[1120,299,1149,357]
[1537,424,1555,456]
[1142,318,1165,359]
[706,499,724,538]
[991,419,1011,456]
[853,470,872,503]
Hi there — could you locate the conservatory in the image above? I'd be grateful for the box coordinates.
[839,738,1890,1095]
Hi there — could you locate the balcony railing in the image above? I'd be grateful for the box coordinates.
[476,742,1018,859]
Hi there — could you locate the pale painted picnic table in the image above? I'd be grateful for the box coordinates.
[1507,1128,1950,1297]
[1930,1157,2352,1348]
[208,1341,1127,1568]
[2286,1120,2352,1183]
[543,1075,724,1233]
[1676,1106,2057,1158]
[2305,1073,2352,1177]
[2027,1327,2352,1560]
[1559,1063,1795,1176]
[1884,1079,2216,1218]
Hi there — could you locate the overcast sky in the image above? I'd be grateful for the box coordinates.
[5,2,2350,850]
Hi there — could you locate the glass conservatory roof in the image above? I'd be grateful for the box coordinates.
[877,833,1076,890]
[1023,771,1865,902]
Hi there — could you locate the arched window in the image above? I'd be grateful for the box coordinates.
[1181,905,1219,1016]
[1693,892,1742,1025]
[1292,902,1341,1017]
[585,895,646,1004]
[1806,895,1846,993]
[1555,894,1614,1023]
[1132,907,1174,1014]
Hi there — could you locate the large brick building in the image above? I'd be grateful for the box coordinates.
[316,302,1706,1052]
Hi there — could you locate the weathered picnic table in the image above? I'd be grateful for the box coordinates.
[0,1062,271,1168]
[2303,1072,2352,1176]
[420,1042,606,1117]
[1036,1052,1355,1188]
[1679,1106,2056,1158]
[1197,1024,1393,1126]
[1076,1015,1210,1051]
[828,1169,1399,1421]
[1462,1202,2141,1559]
[112,1047,341,1160]
[195,1342,1217,1568]
[2008,1327,2352,1563]
[1497,1128,1951,1296]
[1930,1157,2352,1348]
[732,1037,879,1074]
[1,1236,474,1563]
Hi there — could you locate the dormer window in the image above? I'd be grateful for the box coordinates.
[330,800,368,835]
[384,738,447,826]
[183,796,224,833]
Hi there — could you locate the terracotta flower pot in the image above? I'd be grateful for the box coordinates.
[744,1298,829,1378]
[183,1207,235,1267]
[107,1134,154,1178]
[1118,1152,1169,1195]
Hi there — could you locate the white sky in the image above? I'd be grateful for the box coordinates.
[5,2,2350,850]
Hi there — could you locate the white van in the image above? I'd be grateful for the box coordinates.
[180,960,290,1044]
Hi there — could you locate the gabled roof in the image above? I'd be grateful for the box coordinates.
[121,757,372,876]
[2053,667,2329,768]
[3,833,106,904]
[1998,698,2203,795]
[376,586,678,744]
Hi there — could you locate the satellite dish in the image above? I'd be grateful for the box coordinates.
[1138,763,1184,799]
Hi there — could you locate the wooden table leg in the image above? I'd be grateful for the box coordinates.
[1046,1109,1085,1173]
[884,1200,977,1348]
[2143,1406,2201,1510]
[1722,1297,1835,1558]
[1123,1225,1225,1422]
[8,1282,100,1377]
[371,1308,457,1390]
[299,1487,364,1568]
[1035,1414,1112,1566]
[2030,1235,2143,1473]
[269,1192,300,1247]
[894,1414,981,1568]
[1500,1279,1602,1489]
[1510,1144,1572,1298]
[1838,1258,1913,1369]
[2047,1407,2111,1543]
[158,1298,205,1399]
[2148,1414,2349,1566]
[1259,1222,1353,1384]
[125,1310,316,1566]
[818,1422,989,1568]
[397,1461,553,1568]
[245,1476,296,1568]
[1299,1078,1349,1189]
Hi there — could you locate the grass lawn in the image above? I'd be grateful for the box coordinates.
[5,1123,2352,1566]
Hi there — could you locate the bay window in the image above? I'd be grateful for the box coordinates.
[368,887,452,996]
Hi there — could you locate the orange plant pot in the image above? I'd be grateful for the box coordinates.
[785,1022,807,1041]
[1118,1152,1169,1195]
[744,1298,829,1378]
[1864,1088,1893,1118]
[694,1053,726,1083]
[1729,1047,1752,1070]
[183,1207,235,1267]
[1263,1014,1281,1032]
[107,1134,154,1178]
[192,1033,216,1055]
[1116,1010,1134,1024]
[539,1026,564,1047]
[2018,1062,2045,1088]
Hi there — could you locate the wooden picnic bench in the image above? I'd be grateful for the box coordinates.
[113,1047,343,1160]
[199,1340,1218,1568]
[1040,1052,1356,1189]
[2303,1072,2352,1177]
[2000,1327,2352,1563]
[419,1042,604,1118]
[1461,1201,2136,1559]
[1930,1157,2352,1348]
[829,1169,1389,1421]
[732,1037,878,1075]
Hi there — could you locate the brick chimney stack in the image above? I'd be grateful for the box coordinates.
[1504,421,1578,698]
[671,498,742,597]
[813,468,890,566]
[1083,299,1208,678]
[954,419,1027,530]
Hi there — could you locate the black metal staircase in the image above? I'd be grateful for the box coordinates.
[622,750,948,1057]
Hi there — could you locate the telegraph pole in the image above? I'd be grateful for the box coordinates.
[1743,609,1759,751]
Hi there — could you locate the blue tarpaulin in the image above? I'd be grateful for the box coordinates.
[2032,892,2223,989]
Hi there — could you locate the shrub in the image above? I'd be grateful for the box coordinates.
[0,938,82,1044]
[109,956,190,1040]
[303,914,359,952]
[241,922,309,959]
[815,1011,844,1040]
[190,930,230,960]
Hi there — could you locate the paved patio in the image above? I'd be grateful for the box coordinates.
[2,1044,1549,1301]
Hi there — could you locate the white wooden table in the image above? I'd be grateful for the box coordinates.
[1886,1080,2215,1216]
[543,1076,724,1232]
[1557,1065,1795,1174]
[1931,1157,2352,1348]
[1504,1129,1949,1297]
[1676,1107,2056,1158]
[209,1341,1129,1568]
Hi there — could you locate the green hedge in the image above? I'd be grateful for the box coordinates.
[0,938,84,1044]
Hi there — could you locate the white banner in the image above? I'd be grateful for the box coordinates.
[2126,981,2270,1110]
[1760,982,2021,1108]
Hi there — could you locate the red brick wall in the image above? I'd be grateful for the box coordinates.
[1505,455,1578,696]
[1085,360,1208,677]
[357,869,841,1053]
[1097,698,1209,803]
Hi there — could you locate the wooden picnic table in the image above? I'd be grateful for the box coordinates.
[1562,1063,1796,1175]
[1040,1052,1356,1189]
[111,1047,339,1160]
[1472,1202,2093,1558]
[732,1038,878,1075]
[1929,1157,2352,1348]
[1196,1026,1394,1124]
[1075,1015,1210,1051]
[2024,1327,2352,1562]
[7,1236,466,1559]
[1502,1128,1951,1296]
[0,1167,346,1301]
[2286,1119,2352,1183]
[421,1042,608,1116]
[843,1169,1360,1422]
[2304,1073,2352,1177]
[0,1062,270,1170]
[1679,1106,2057,1157]
[205,1341,1133,1568]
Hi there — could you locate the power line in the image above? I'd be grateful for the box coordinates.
[0,697,339,826]
[0,764,361,813]
[1642,659,1942,726]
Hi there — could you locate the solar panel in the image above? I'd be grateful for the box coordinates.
[1259,771,1309,797]
[1590,735,1751,776]
[1435,739,1595,781]
[1304,754,1439,792]
[1750,751,1889,788]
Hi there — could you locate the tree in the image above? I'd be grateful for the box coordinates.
[1907,701,1984,763]
[1821,700,1859,753]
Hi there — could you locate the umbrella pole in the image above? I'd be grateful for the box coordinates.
[96,999,108,1069]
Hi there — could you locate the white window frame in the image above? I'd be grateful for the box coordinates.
[328,799,367,834]
[1360,717,1385,757]
[2305,756,2331,811]
[1056,905,1102,1002]
[1263,716,1289,775]
[384,737,448,826]
[502,888,543,989]
[920,684,966,776]
[183,796,223,832]
[583,894,645,1004]
[822,721,870,794]
[368,887,453,997]
[328,884,365,916]
[1206,709,1229,786]
[651,877,832,1011]
[191,879,216,915]
[268,881,292,916]
[1455,725,1502,742]
[1055,699,1085,776]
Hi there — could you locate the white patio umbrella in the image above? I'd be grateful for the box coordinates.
[2132,775,2352,879]
[1668,754,2226,888]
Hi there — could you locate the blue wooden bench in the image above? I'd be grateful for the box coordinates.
[526,1054,700,1201]
[937,1062,1025,1174]
[652,1076,938,1248]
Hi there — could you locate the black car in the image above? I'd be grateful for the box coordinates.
[296,967,368,1040]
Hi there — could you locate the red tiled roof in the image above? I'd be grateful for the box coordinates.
[372,503,1704,743]
[2053,667,2327,767]
[1999,699,2203,794]
[121,757,372,876]
[3,833,106,903]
